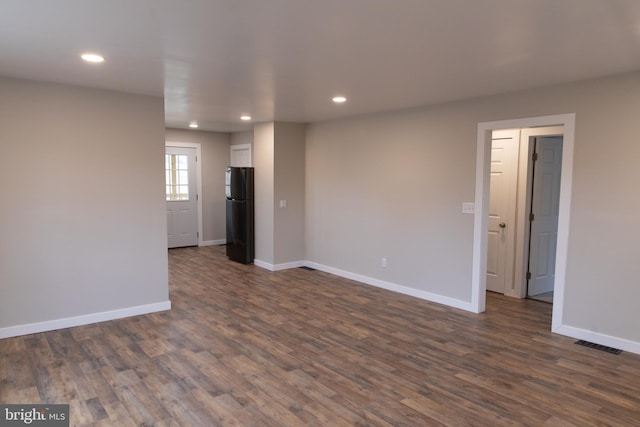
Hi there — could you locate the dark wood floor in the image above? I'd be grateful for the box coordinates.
[2,245,640,426]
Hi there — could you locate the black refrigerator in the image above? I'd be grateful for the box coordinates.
[225,167,254,264]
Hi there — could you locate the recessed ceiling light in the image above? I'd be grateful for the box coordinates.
[240,115,252,121]
[332,96,347,103]
[189,121,198,128]
[81,53,104,63]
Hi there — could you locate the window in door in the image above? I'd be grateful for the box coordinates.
[166,154,190,201]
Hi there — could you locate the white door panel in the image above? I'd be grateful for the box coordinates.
[167,210,174,235]
[166,146,198,248]
[528,137,563,296]
[487,130,519,294]
[486,231,500,276]
[231,144,252,167]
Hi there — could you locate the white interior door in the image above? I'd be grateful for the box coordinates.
[487,130,519,294]
[231,144,252,167]
[528,136,563,296]
[166,146,198,248]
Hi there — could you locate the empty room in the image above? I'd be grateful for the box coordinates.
[2,1,640,425]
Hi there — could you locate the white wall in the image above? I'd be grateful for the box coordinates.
[165,128,230,243]
[231,130,253,147]
[0,77,169,336]
[274,123,305,265]
[306,108,476,301]
[254,123,275,265]
[253,122,305,268]
[305,71,640,345]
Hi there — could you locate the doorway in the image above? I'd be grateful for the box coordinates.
[471,113,575,334]
[165,142,203,248]
[486,129,564,303]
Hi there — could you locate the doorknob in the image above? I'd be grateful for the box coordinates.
[499,222,506,228]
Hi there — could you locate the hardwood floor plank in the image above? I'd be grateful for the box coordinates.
[69,398,102,426]
[84,396,109,421]
[2,245,640,426]
[244,386,307,426]
[101,400,139,427]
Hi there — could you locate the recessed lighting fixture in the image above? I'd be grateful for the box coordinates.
[189,121,198,128]
[332,96,347,103]
[81,53,104,63]
[240,115,252,121]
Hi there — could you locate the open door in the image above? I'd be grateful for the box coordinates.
[486,130,519,294]
[527,136,563,301]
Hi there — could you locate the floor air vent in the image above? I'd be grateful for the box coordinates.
[575,340,622,355]
[299,266,316,271]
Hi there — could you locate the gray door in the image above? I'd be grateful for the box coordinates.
[528,136,563,297]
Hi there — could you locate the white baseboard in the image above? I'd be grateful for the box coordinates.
[273,260,305,271]
[553,324,640,355]
[254,259,305,271]
[253,259,272,270]
[304,261,474,312]
[226,258,640,355]
[298,263,640,356]
[0,300,171,339]
[254,258,473,311]
[200,239,226,246]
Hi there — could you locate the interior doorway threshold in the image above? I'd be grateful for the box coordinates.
[528,291,553,304]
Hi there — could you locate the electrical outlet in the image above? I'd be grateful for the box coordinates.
[381,257,387,268]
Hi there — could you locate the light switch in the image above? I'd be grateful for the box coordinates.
[280,200,287,208]
[462,202,475,214]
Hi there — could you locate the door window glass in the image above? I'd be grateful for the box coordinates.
[166,154,189,201]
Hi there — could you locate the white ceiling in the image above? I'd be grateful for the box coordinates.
[2,0,640,132]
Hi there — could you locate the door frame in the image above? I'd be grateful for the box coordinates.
[166,141,203,246]
[471,113,575,333]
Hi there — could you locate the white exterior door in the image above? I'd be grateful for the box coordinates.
[166,146,198,248]
[487,130,519,294]
[528,136,563,296]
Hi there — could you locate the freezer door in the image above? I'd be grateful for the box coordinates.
[226,199,253,263]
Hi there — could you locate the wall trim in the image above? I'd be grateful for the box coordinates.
[263,258,640,355]
[255,258,473,311]
[253,259,274,270]
[0,301,171,339]
[274,260,305,271]
[200,239,226,247]
[472,113,576,323]
[554,324,640,356]
[305,262,474,312]
[254,259,305,271]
